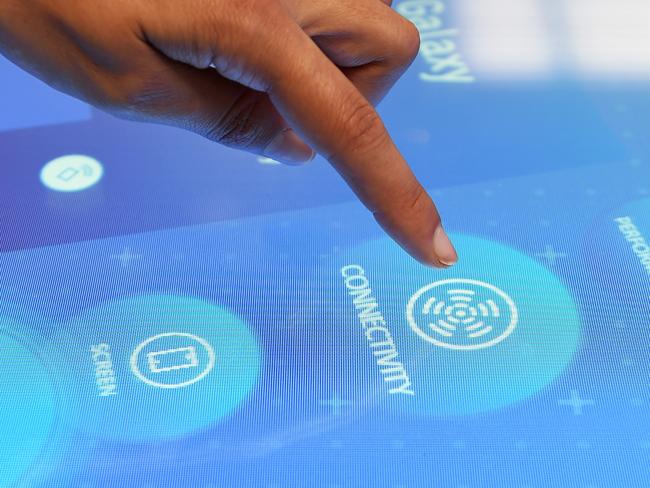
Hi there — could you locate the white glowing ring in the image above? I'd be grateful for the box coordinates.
[406,279,518,351]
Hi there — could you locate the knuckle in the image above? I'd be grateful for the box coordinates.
[336,100,389,156]
[394,18,421,65]
[204,92,266,149]
[94,72,170,117]
[402,182,428,214]
[121,77,165,111]
[373,181,430,228]
[399,182,440,231]
[206,2,288,90]
[92,89,128,116]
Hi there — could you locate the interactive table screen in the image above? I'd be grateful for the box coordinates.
[1,1,650,486]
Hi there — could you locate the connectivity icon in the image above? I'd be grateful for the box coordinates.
[406,279,518,350]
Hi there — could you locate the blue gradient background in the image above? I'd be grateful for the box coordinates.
[0,56,91,132]
[1,2,650,486]
[334,233,581,415]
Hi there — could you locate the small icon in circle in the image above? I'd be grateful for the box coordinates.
[40,154,103,192]
[147,346,199,374]
[406,279,518,351]
[130,333,215,389]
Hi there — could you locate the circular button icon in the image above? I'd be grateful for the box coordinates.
[130,332,216,389]
[40,154,103,192]
[334,233,582,416]
[57,295,262,441]
[407,279,518,350]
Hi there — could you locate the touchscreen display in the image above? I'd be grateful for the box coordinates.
[1,1,649,486]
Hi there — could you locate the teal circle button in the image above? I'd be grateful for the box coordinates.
[339,234,582,416]
[0,323,56,487]
[61,295,261,441]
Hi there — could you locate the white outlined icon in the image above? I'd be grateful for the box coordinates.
[147,346,199,374]
[406,279,518,350]
[130,333,215,389]
[40,154,104,192]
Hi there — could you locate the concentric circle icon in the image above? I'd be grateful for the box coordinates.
[335,233,582,415]
[406,279,518,350]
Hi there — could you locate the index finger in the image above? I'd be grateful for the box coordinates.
[265,24,458,267]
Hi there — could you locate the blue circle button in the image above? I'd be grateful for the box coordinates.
[60,295,261,441]
[338,234,582,416]
[0,324,56,487]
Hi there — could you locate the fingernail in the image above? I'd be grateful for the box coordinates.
[264,128,315,165]
[433,225,458,267]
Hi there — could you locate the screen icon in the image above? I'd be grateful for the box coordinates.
[40,154,104,192]
[130,332,216,389]
[147,346,199,374]
[406,279,518,350]
[61,295,261,440]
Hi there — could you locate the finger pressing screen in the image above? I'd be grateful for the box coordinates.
[263,22,457,267]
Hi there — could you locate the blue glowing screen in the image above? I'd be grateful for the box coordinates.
[1,1,649,486]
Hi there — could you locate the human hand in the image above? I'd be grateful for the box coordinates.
[0,0,458,267]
